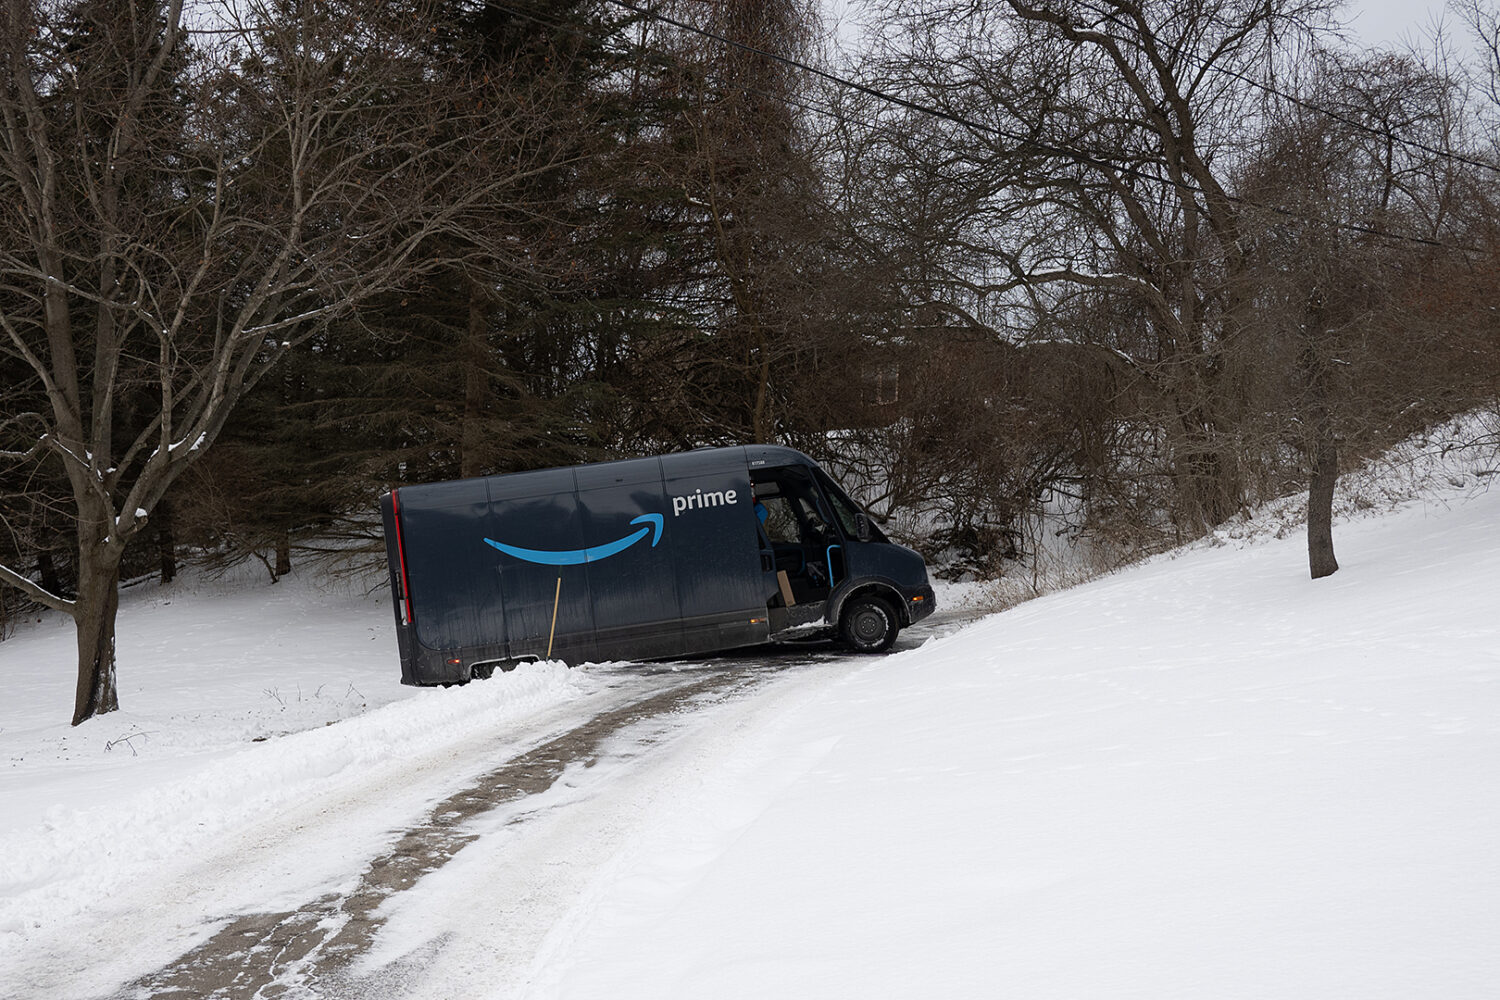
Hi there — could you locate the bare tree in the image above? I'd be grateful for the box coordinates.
[0,0,572,724]
[1235,41,1500,578]
[862,0,1342,534]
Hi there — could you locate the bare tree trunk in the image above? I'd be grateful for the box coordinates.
[1303,314,1339,580]
[1172,397,1239,532]
[38,548,63,598]
[1308,420,1339,579]
[751,322,772,444]
[72,551,122,726]
[461,281,489,479]
[156,499,177,584]
[275,529,292,579]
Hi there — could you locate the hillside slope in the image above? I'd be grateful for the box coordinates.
[505,481,1499,1000]
[0,424,1496,999]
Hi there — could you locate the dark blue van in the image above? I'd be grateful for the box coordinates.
[380,445,935,684]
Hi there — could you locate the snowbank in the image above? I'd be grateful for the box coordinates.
[519,475,1500,1000]
[0,569,594,993]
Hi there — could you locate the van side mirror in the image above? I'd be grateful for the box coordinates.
[855,512,872,543]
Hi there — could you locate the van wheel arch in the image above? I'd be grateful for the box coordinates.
[833,582,909,627]
[838,592,901,653]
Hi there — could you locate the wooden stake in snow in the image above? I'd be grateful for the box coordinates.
[547,576,562,659]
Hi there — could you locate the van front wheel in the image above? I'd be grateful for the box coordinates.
[840,596,899,653]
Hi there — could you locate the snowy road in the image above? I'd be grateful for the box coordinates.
[76,614,971,1000]
[120,664,774,998]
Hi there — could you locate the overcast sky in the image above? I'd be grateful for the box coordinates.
[827,1,1466,53]
[1347,0,1453,47]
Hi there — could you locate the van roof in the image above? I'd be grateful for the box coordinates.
[390,444,817,508]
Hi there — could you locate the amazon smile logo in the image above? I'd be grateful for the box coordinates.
[483,513,664,566]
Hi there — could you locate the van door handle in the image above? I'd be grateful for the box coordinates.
[761,552,774,572]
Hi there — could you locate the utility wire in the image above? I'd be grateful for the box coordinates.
[178,0,1486,253]
[1071,0,1500,178]
[600,0,1483,253]
[604,1,1216,193]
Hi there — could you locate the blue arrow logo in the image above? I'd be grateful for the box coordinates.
[483,513,664,566]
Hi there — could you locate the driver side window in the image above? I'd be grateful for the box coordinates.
[752,468,832,547]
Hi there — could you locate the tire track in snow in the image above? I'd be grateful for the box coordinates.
[103,615,970,999]
[111,666,777,1000]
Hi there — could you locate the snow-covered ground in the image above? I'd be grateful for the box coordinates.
[527,488,1500,1000]
[1,425,1498,999]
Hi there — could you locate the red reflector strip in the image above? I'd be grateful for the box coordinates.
[391,489,415,626]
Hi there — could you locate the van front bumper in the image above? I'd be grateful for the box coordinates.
[903,584,936,624]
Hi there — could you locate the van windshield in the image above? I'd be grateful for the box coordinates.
[812,468,881,541]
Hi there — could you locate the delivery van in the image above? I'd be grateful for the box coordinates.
[379,445,935,684]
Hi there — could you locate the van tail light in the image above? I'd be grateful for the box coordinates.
[391,489,416,626]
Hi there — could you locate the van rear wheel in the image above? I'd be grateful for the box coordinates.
[840,596,899,653]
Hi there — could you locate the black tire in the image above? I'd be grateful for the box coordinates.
[839,595,899,653]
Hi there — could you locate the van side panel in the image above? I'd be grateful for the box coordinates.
[486,489,598,664]
[386,446,809,680]
[577,477,684,660]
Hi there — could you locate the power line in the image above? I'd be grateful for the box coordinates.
[600,0,1485,253]
[487,0,1483,254]
[604,1,1207,188]
[87,0,1500,251]
[1070,0,1500,179]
